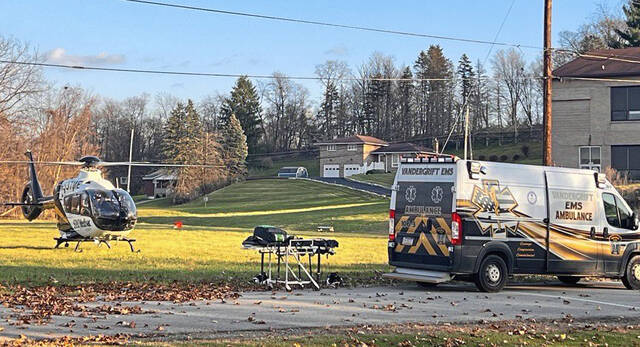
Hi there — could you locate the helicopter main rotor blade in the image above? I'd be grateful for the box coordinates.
[100,162,226,168]
[0,161,82,166]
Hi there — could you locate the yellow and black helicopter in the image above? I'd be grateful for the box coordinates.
[3,151,220,252]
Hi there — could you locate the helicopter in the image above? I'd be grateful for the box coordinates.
[3,151,221,252]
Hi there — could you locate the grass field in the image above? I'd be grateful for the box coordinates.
[248,156,319,177]
[149,327,640,347]
[0,179,389,287]
[350,172,396,188]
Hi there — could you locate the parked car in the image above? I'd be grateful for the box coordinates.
[277,166,309,178]
[384,157,640,292]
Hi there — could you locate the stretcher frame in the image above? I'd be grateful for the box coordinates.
[244,239,335,291]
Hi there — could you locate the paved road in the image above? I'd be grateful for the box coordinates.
[2,281,639,340]
[313,177,391,196]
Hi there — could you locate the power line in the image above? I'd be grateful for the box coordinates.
[441,0,517,155]
[123,0,543,51]
[0,59,543,83]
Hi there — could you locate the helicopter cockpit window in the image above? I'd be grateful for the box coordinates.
[88,190,119,220]
[70,195,80,214]
[64,196,72,212]
[80,192,91,216]
[113,189,137,217]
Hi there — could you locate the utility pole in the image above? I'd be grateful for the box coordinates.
[543,0,553,166]
[464,105,470,160]
[127,128,134,192]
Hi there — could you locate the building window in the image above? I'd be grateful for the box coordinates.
[611,86,640,121]
[391,154,399,167]
[327,144,336,151]
[579,146,600,172]
[347,144,357,151]
[611,145,640,180]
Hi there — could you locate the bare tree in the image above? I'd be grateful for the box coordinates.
[492,49,526,142]
[0,36,44,117]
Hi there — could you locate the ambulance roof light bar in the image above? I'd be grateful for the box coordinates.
[595,172,607,189]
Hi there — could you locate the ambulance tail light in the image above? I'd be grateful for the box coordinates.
[451,212,462,245]
[388,209,396,241]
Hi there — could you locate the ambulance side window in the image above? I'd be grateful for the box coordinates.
[602,193,620,227]
[615,196,634,229]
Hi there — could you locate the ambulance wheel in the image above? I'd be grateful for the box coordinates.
[474,255,507,293]
[557,276,581,285]
[623,255,640,290]
[416,281,438,288]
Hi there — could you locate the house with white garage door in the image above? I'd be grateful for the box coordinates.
[316,135,387,178]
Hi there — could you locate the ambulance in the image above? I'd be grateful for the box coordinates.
[384,157,640,292]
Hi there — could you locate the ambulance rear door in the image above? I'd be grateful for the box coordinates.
[390,160,457,270]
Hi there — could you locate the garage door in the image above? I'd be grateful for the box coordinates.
[323,164,340,178]
[343,164,361,177]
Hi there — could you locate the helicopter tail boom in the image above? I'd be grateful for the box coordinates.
[8,151,52,220]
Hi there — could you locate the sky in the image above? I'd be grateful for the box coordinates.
[0,0,627,104]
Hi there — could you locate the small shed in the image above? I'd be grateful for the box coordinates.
[142,169,177,198]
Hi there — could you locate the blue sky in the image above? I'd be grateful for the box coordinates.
[0,0,625,103]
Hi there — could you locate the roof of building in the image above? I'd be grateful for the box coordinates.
[554,47,640,78]
[315,135,388,146]
[142,169,177,181]
[371,142,434,154]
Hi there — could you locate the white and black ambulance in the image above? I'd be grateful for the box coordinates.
[384,157,640,292]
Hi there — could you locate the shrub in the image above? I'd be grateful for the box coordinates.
[260,157,274,169]
[499,154,508,162]
[489,155,498,162]
[605,167,629,186]
[512,154,521,161]
[521,145,530,158]
[367,169,386,175]
[478,155,486,161]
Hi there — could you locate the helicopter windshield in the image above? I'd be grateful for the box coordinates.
[87,189,137,231]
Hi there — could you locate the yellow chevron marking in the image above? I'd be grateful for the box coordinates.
[406,217,422,234]
[433,217,451,256]
[394,216,411,252]
[408,231,437,255]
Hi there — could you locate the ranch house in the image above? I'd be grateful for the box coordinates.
[315,135,434,178]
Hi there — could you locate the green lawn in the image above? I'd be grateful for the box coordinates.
[0,179,390,286]
[350,172,396,188]
[248,156,319,177]
[139,179,388,233]
[146,326,640,347]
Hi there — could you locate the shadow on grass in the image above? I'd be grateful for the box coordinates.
[0,263,390,287]
[0,245,57,250]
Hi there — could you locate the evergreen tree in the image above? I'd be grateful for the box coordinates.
[221,76,262,153]
[162,101,188,161]
[397,66,414,140]
[317,81,339,138]
[457,54,475,106]
[221,113,248,177]
[163,100,205,202]
[616,1,640,47]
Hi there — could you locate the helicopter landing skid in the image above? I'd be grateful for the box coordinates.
[54,237,137,252]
